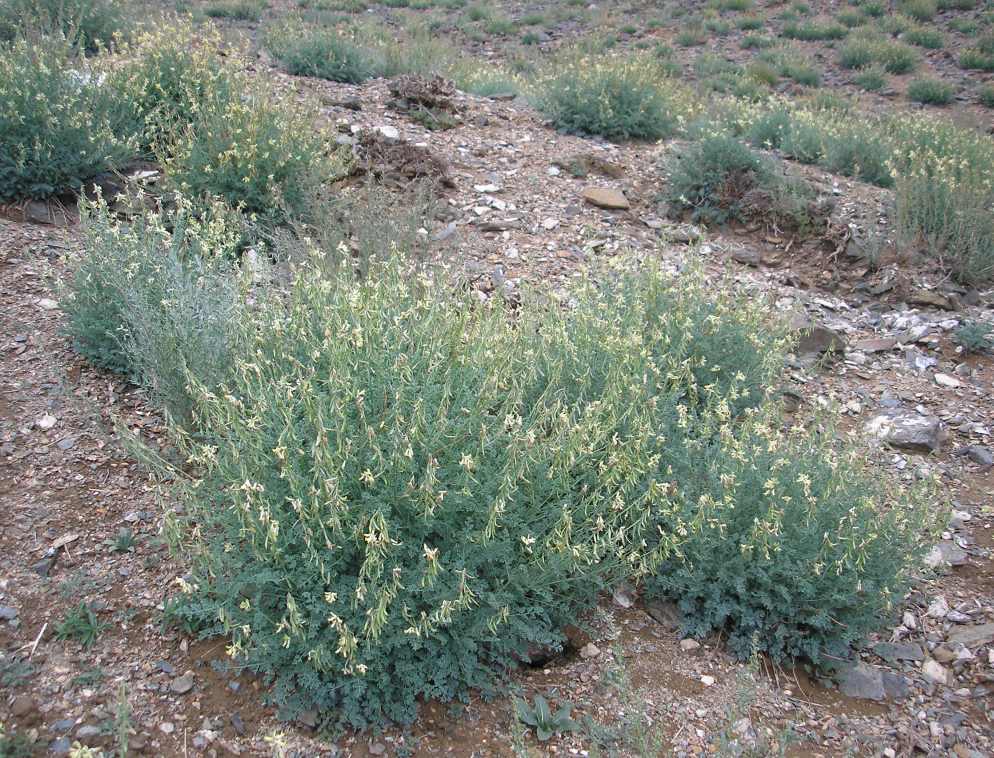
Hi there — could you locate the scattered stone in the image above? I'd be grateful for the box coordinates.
[679,638,701,652]
[49,737,71,756]
[611,583,635,609]
[837,661,886,700]
[927,595,950,619]
[374,125,400,142]
[580,642,601,659]
[731,248,761,266]
[934,372,963,389]
[882,671,910,700]
[866,410,942,453]
[31,556,57,577]
[792,319,846,360]
[52,719,76,732]
[37,298,59,310]
[644,599,681,631]
[700,675,716,687]
[231,713,245,736]
[922,659,951,686]
[947,623,994,649]
[854,337,898,353]
[0,605,18,621]
[11,695,35,718]
[369,743,387,756]
[960,445,994,468]
[872,641,925,662]
[171,672,195,695]
[159,722,175,735]
[909,290,954,311]
[582,187,630,210]
[36,414,57,430]
[75,725,101,742]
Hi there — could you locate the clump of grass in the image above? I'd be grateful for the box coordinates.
[741,33,774,49]
[532,52,679,141]
[958,38,994,71]
[675,24,708,47]
[0,35,136,201]
[904,24,944,49]
[899,0,937,22]
[55,603,108,648]
[954,320,994,353]
[979,83,994,107]
[907,77,955,105]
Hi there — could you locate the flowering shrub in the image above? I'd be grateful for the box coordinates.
[164,83,345,222]
[531,52,681,141]
[156,250,791,728]
[644,409,938,663]
[63,195,247,421]
[0,0,128,52]
[906,78,955,105]
[109,19,237,156]
[0,36,135,201]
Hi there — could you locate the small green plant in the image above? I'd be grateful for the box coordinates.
[900,0,937,21]
[111,527,136,553]
[954,320,994,353]
[71,667,105,688]
[113,685,132,758]
[0,723,34,758]
[854,66,886,90]
[959,47,994,71]
[0,658,34,689]
[904,25,944,49]
[979,83,994,107]
[907,77,955,105]
[204,0,267,20]
[532,52,679,141]
[0,36,135,201]
[55,603,108,649]
[265,21,381,83]
[513,695,577,741]
[839,35,918,73]
[782,19,848,40]
[675,25,708,46]
[664,135,819,230]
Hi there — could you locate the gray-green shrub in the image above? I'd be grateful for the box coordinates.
[264,21,381,83]
[532,52,679,141]
[0,36,135,201]
[0,0,129,52]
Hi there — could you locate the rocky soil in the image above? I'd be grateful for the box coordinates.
[3,2,994,756]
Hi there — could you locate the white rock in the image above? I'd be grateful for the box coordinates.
[934,373,963,388]
[37,414,57,430]
[927,596,949,619]
[700,675,716,687]
[922,659,950,686]
[580,642,600,659]
[541,218,560,230]
[375,125,400,141]
[902,610,917,629]
[37,298,59,310]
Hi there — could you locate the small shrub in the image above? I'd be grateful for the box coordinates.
[907,77,955,105]
[63,196,247,421]
[109,20,237,157]
[836,9,864,27]
[55,603,108,648]
[854,66,887,90]
[878,41,919,73]
[900,0,937,21]
[954,320,994,353]
[532,52,677,141]
[839,36,918,73]
[664,135,818,230]
[0,0,128,52]
[979,83,994,107]
[741,33,774,49]
[644,409,936,664]
[737,15,764,30]
[514,696,577,741]
[264,21,381,83]
[958,48,994,71]
[782,19,848,41]
[0,36,135,201]
[859,0,886,17]
[838,37,876,68]
[204,0,267,20]
[904,25,944,49]
[164,84,344,222]
[675,25,708,46]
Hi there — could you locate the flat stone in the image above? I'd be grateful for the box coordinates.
[11,695,35,718]
[582,187,630,210]
[961,445,994,468]
[0,606,18,621]
[866,410,942,453]
[75,725,101,741]
[171,673,195,695]
[792,319,846,359]
[922,659,951,686]
[947,623,994,649]
[679,638,701,652]
[854,337,898,353]
[49,737,71,756]
[580,642,601,659]
[837,661,886,700]
[644,599,681,631]
[872,641,925,662]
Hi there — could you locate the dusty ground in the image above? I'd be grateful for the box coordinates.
[3,1,994,756]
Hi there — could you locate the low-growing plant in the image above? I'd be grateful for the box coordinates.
[63,196,248,421]
[0,723,34,758]
[109,19,237,157]
[900,0,937,21]
[839,35,918,73]
[958,47,994,71]
[782,19,848,40]
[675,25,708,46]
[643,409,937,663]
[264,21,381,83]
[164,83,345,222]
[907,77,955,105]
[904,25,944,49]
[854,66,887,90]
[0,0,129,52]
[531,52,678,141]
[55,603,108,648]
[741,33,774,49]
[204,0,267,20]
[663,135,820,231]
[0,35,136,201]
[979,83,994,107]
[513,695,577,741]
[954,320,994,353]
[111,527,137,553]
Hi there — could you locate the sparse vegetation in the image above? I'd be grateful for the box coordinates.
[55,603,108,648]
[0,0,130,52]
[907,77,955,104]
